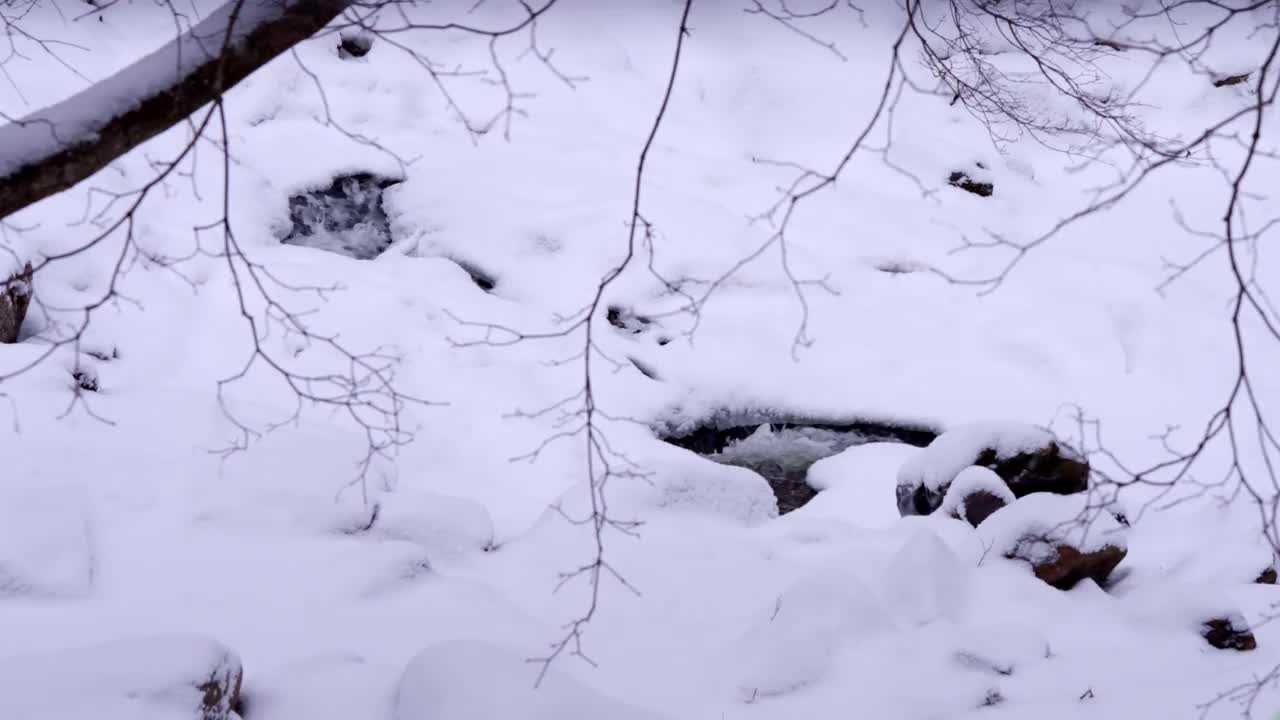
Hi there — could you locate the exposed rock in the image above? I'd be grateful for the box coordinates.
[281,173,403,260]
[939,466,1015,527]
[1203,616,1257,651]
[980,493,1127,590]
[1213,73,1250,88]
[897,421,1088,517]
[0,261,33,343]
[1257,566,1277,584]
[948,171,993,197]
[606,304,655,335]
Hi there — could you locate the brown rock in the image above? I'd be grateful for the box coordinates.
[1026,543,1127,590]
[1203,617,1257,651]
[0,262,33,343]
[960,490,1008,527]
[976,442,1089,499]
[1256,567,1276,584]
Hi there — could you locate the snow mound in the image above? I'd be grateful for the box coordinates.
[395,639,669,720]
[879,526,972,627]
[369,490,495,563]
[651,454,779,526]
[0,634,241,720]
[0,481,93,597]
[803,441,922,529]
[980,494,1127,565]
[898,420,1056,495]
[240,650,395,720]
[732,569,894,700]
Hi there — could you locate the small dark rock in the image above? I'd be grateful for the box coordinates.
[453,259,496,292]
[980,689,1005,707]
[948,171,993,197]
[1256,566,1277,584]
[1203,617,1257,651]
[0,261,33,344]
[1213,73,1250,88]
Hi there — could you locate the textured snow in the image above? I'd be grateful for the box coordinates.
[0,480,93,597]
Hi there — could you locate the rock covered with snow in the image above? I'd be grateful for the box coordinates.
[979,493,1127,590]
[896,421,1088,517]
[395,639,668,720]
[0,634,242,720]
[938,466,1015,527]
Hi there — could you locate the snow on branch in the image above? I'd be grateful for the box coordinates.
[0,0,351,221]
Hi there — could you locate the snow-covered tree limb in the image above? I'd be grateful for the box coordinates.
[0,0,351,221]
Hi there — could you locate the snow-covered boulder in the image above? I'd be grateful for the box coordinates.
[979,494,1127,590]
[1,260,33,343]
[0,481,93,597]
[395,639,668,720]
[0,634,243,720]
[896,421,1088,517]
[938,467,1015,527]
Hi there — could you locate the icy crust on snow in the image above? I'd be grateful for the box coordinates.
[0,634,241,720]
[897,421,1059,493]
[396,640,669,720]
[980,494,1127,565]
[939,466,1016,522]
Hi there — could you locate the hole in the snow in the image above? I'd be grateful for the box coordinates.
[281,173,403,260]
[606,304,653,334]
[338,31,373,59]
[948,171,993,197]
[453,258,497,292]
[628,356,661,381]
[658,413,939,514]
[72,369,98,392]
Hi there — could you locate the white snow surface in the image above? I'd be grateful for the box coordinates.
[2,2,1280,719]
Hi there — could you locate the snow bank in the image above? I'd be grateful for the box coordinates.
[369,490,495,563]
[395,639,669,720]
[0,634,241,720]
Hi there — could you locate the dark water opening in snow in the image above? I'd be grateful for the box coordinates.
[282,173,403,260]
[659,416,939,514]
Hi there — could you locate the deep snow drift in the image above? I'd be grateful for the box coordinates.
[2,1,1279,719]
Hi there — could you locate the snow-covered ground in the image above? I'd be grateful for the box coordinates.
[2,1,1280,718]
